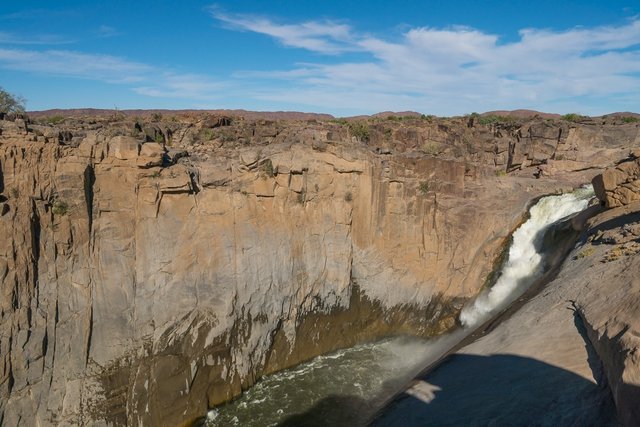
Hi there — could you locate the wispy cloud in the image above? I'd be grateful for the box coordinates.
[0,47,226,100]
[0,31,74,45]
[212,13,640,114]
[95,25,121,38]
[210,8,357,54]
[0,48,150,82]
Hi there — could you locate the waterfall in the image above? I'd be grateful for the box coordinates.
[459,185,594,327]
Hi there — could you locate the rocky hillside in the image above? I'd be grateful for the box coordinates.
[0,111,638,425]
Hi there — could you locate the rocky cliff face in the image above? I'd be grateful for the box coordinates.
[0,112,637,425]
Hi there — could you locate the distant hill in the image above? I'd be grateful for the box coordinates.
[27,108,335,121]
[481,109,561,119]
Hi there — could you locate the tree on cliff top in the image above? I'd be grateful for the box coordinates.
[0,87,26,113]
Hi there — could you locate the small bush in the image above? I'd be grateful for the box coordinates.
[495,170,507,177]
[200,128,215,141]
[418,181,430,194]
[574,247,595,259]
[261,159,275,178]
[344,191,353,202]
[347,121,370,142]
[422,143,440,155]
[52,200,69,216]
[478,115,515,125]
[561,113,584,122]
[9,187,19,198]
[43,115,65,125]
[296,190,306,204]
[0,87,26,113]
[621,116,639,124]
[152,112,163,122]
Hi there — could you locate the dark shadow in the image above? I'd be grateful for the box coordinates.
[279,353,624,427]
[569,306,608,387]
[278,394,370,427]
[370,353,618,427]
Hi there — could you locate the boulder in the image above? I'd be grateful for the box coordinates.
[593,155,640,208]
[109,136,141,160]
[137,143,165,168]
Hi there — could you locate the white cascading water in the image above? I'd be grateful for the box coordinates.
[459,185,594,327]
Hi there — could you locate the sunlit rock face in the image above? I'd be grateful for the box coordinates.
[0,112,636,425]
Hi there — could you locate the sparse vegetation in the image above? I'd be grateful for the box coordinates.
[344,191,353,202]
[52,200,69,216]
[152,112,163,122]
[9,187,19,198]
[200,128,215,141]
[495,170,508,177]
[261,159,275,178]
[574,246,595,259]
[0,87,26,113]
[620,116,639,124]
[347,121,370,142]
[418,181,430,194]
[296,190,306,204]
[478,115,516,125]
[422,142,440,155]
[154,133,165,144]
[42,115,65,125]
[561,113,584,122]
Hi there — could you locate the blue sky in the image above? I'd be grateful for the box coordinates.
[0,1,639,116]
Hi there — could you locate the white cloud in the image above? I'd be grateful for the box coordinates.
[0,47,226,101]
[0,31,74,45]
[211,9,357,54]
[0,48,150,83]
[214,14,640,114]
[96,25,121,38]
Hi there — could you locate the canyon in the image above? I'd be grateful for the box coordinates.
[0,110,639,426]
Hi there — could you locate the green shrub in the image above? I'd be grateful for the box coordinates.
[478,115,515,125]
[43,115,65,125]
[296,190,306,204]
[52,200,69,216]
[621,116,639,124]
[0,87,25,113]
[561,113,584,122]
[261,159,275,178]
[495,170,507,177]
[418,181,430,194]
[347,121,370,142]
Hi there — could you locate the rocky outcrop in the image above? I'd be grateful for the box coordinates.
[0,113,637,425]
[592,150,640,208]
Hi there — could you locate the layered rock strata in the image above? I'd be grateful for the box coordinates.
[0,113,637,425]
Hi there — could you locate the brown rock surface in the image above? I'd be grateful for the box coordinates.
[0,112,637,425]
[593,154,640,208]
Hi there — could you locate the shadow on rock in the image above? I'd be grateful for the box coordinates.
[370,353,618,427]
